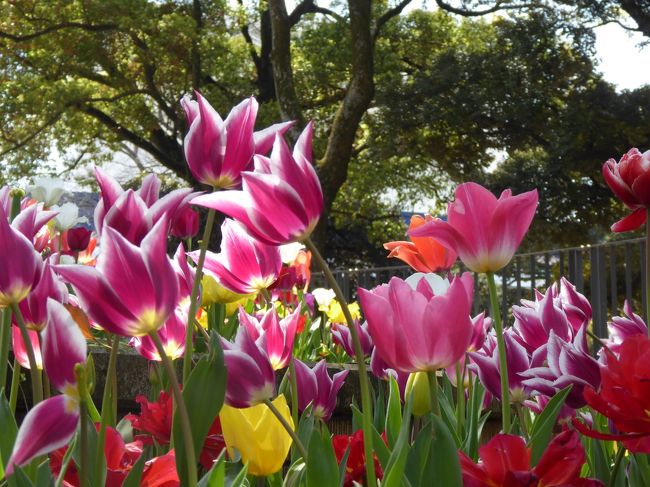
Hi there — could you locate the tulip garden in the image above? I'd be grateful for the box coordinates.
[1,92,650,487]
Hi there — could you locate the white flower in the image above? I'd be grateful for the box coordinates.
[405,272,450,294]
[29,177,66,207]
[51,203,88,231]
[279,242,305,264]
[312,288,336,310]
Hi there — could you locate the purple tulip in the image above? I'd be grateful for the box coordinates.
[0,205,43,307]
[182,93,293,188]
[6,299,87,475]
[293,359,349,421]
[358,274,474,373]
[194,219,282,295]
[239,307,300,370]
[331,320,373,358]
[221,326,275,408]
[192,123,323,245]
[520,326,600,409]
[605,300,647,352]
[15,262,68,332]
[55,218,180,337]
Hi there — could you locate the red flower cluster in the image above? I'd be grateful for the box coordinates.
[574,334,650,453]
[332,430,384,487]
[459,430,602,487]
[125,390,226,469]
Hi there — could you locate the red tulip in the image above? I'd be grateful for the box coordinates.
[384,215,457,272]
[410,182,538,273]
[602,148,650,232]
[333,430,385,487]
[459,430,602,486]
[573,334,650,453]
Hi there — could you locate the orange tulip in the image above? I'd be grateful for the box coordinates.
[384,215,457,273]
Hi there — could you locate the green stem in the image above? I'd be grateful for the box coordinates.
[54,434,78,487]
[304,238,376,487]
[427,370,441,416]
[150,331,197,486]
[609,446,626,487]
[263,398,308,460]
[455,361,465,434]
[646,214,650,335]
[486,271,510,433]
[10,303,42,405]
[0,308,11,396]
[516,403,529,437]
[75,365,89,487]
[183,207,216,383]
[288,358,299,431]
[94,334,120,483]
[9,358,20,414]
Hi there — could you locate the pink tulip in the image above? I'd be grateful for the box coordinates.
[238,307,300,370]
[358,274,474,373]
[604,300,647,352]
[6,299,87,475]
[0,205,43,307]
[15,262,68,332]
[131,308,187,361]
[293,359,349,421]
[12,325,42,370]
[12,203,58,243]
[331,320,373,358]
[602,148,650,232]
[191,123,323,245]
[193,219,282,295]
[170,206,199,239]
[55,218,180,337]
[181,93,293,188]
[409,182,538,273]
[221,326,275,408]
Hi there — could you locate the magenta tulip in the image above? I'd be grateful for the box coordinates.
[12,325,42,370]
[602,148,650,231]
[358,274,474,373]
[0,205,43,307]
[194,219,282,295]
[409,182,538,273]
[331,320,373,358]
[191,123,323,245]
[293,359,349,421]
[238,307,300,370]
[221,326,275,408]
[55,218,180,337]
[605,300,647,352]
[15,262,67,332]
[131,308,187,361]
[6,299,87,475]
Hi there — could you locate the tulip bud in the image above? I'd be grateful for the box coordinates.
[405,372,431,417]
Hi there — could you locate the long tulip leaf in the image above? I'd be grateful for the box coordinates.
[528,385,572,465]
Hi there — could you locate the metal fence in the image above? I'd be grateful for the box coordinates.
[311,237,648,338]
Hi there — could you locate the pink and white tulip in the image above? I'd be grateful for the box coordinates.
[358,273,474,373]
[12,325,42,370]
[192,123,323,245]
[6,299,87,475]
[293,359,349,421]
[195,219,282,295]
[409,182,538,273]
[55,218,180,337]
[15,262,67,331]
[131,308,187,361]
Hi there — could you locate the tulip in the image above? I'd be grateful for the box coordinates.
[0,205,43,307]
[333,430,384,487]
[221,326,275,407]
[191,123,323,245]
[325,300,361,325]
[130,308,187,361]
[358,274,473,373]
[239,307,300,370]
[574,334,650,453]
[29,177,66,208]
[195,219,282,295]
[370,348,409,400]
[51,202,88,231]
[384,214,457,272]
[11,202,58,243]
[220,394,293,476]
[459,430,602,486]
[331,320,373,358]
[14,262,68,331]
[6,299,87,475]
[11,325,42,370]
[602,148,650,231]
[182,93,293,189]
[293,359,349,421]
[405,372,432,417]
[140,450,180,487]
[170,205,199,239]
[66,226,92,252]
[312,288,336,311]
[409,182,538,273]
[55,218,180,337]
[604,300,647,352]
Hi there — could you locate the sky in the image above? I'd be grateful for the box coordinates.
[594,23,650,90]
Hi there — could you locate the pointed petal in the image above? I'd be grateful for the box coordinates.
[611,207,647,232]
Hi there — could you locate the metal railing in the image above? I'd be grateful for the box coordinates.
[311,237,647,338]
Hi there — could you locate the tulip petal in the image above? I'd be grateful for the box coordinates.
[611,207,647,232]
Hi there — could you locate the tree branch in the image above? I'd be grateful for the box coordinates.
[434,0,536,17]
[373,0,413,41]
[0,22,117,42]
[289,0,344,26]
[0,108,67,158]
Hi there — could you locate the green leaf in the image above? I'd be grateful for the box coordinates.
[528,385,572,465]
[462,378,486,460]
[283,459,306,487]
[292,404,314,463]
[198,451,225,487]
[173,331,227,483]
[429,415,462,487]
[34,460,54,487]
[405,421,433,487]
[381,390,413,487]
[0,389,18,469]
[225,461,248,487]
[337,445,351,487]
[384,376,402,447]
[7,464,35,487]
[306,425,339,487]
[121,453,146,487]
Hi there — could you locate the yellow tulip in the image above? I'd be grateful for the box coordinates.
[325,301,361,324]
[220,394,294,476]
[201,274,253,306]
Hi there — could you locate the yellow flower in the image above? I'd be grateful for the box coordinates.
[201,275,252,306]
[325,300,361,324]
[220,394,294,476]
[405,372,431,417]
